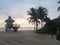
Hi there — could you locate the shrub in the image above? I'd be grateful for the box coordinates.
[36,27,49,34]
[56,34,60,41]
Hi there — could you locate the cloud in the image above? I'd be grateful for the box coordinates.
[14,17,34,27]
[0,0,59,27]
[0,0,34,27]
[0,0,33,18]
[0,0,58,18]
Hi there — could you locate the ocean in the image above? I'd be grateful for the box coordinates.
[0,27,34,31]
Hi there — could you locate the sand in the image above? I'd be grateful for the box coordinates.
[0,30,60,45]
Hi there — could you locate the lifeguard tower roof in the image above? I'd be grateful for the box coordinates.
[5,16,15,23]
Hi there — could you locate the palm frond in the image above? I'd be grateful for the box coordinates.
[27,17,34,23]
[37,20,40,24]
[58,1,60,3]
[43,8,48,13]
[57,7,60,11]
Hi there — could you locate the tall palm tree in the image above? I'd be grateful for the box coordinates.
[37,7,48,27]
[57,0,60,35]
[55,16,60,35]
[27,8,40,30]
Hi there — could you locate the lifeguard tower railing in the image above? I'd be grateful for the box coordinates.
[13,24,20,28]
[5,24,20,32]
[5,24,20,28]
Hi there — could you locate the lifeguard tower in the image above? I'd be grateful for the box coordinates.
[5,16,20,32]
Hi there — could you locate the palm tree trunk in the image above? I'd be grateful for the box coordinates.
[51,31,54,39]
[34,23,35,31]
[41,21,43,28]
[36,22,38,31]
[57,27,59,35]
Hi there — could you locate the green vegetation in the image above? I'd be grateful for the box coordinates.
[27,0,60,40]
[36,17,60,34]
[56,34,60,41]
[27,7,48,31]
[27,8,40,30]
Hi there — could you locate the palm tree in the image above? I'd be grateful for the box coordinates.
[57,0,60,11]
[37,7,48,27]
[27,8,40,30]
[45,18,55,39]
[55,16,60,35]
[57,0,60,36]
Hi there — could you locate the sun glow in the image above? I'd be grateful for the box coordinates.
[14,18,34,27]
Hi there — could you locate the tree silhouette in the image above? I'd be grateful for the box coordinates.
[57,0,60,39]
[57,0,60,11]
[37,7,48,27]
[45,18,55,39]
[27,8,40,30]
[27,7,48,30]
[54,16,60,35]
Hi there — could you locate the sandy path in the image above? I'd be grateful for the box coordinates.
[0,31,60,45]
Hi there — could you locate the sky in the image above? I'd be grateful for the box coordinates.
[0,0,59,27]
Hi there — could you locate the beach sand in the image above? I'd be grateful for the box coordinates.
[0,30,60,45]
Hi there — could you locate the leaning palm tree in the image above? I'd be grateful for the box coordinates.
[57,0,60,11]
[27,8,40,30]
[27,17,40,30]
[37,7,48,27]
